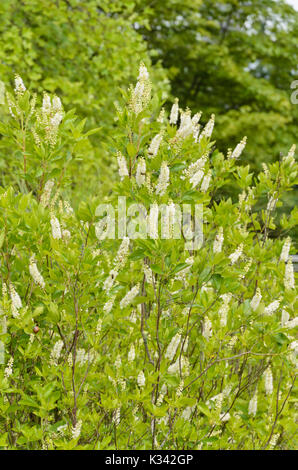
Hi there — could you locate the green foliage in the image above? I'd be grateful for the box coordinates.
[0,69,297,450]
[141,0,298,168]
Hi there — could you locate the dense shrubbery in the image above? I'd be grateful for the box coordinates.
[0,0,169,199]
[0,68,297,450]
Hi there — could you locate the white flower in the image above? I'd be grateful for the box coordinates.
[148,133,163,157]
[201,171,211,193]
[176,380,184,399]
[239,258,252,279]
[40,180,54,207]
[267,194,277,212]
[128,345,135,363]
[156,161,170,196]
[130,63,151,115]
[138,63,149,81]
[52,95,62,113]
[280,237,291,262]
[182,155,207,181]
[50,340,63,365]
[248,390,258,416]
[103,296,115,313]
[161,201,176,239]
[118,378,126,391]
[117,152,129,180]
[174,257,194,282]
[208,392,223,413]
[289,340,298,354]
[114,237,130,270]
[120,284,139,309]
[42,93,52,116]
[170,98,179,125]
[9,284,22,310]
[11,303,20,318]
[156,384,167,406]
[284,259,295,290]
[57,424,67,436]
[181,406,194,420]
[113,408,121,426]
[268,433,279,450]
[50,216,62,239]
[136,158,146,187]
[96,319,102,336]
[202,317,212,340]
[148,202,159,239]
[130,310,137,324]
[281,308,290,327]
[228,336,237,349]
[192,112,202,126]
[71,420,82,440]
[168,356,189,376]
[50,111,63,128]
[4,357,13,378]
[76,348,88,366]
[263,367,273,396]
[264,299,280,315]
[29,255,45,289]
[2,282,7,297]
[219,293,232,327]
[283,144,295,166]
[284,317,298,329]
[190,169,204,188]
[193,124,201,142]
[47,111,63,146]
[14,75,26,95]
[143,263,154,284]
[137,370,146,388]
[62,229,71,241]
[165,333,181,361]
[220,412,231,422]
[250,288,262,311]
[182,337,189,353]
[64,200,73,215]
[177,110,193,139]
[229,243,243,265]
[103,270,118,292]
[157,108,165,123]
[213,227,224,253]
[199,114,215,141]
[262,163,270,177]
[229,137,247,159]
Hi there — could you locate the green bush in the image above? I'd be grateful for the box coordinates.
[0,68,297,450]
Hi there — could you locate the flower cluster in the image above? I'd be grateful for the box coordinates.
[129,63,151,115]
[29,255,45,289]
[34,92,64,147]
[119,284,140,309]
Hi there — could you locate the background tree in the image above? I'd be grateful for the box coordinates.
[141,0,298,167]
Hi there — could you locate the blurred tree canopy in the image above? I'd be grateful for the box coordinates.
[140,0,298,168]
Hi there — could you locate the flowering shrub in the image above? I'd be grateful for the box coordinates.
[0,0,169,199]
[0,68,297,450]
